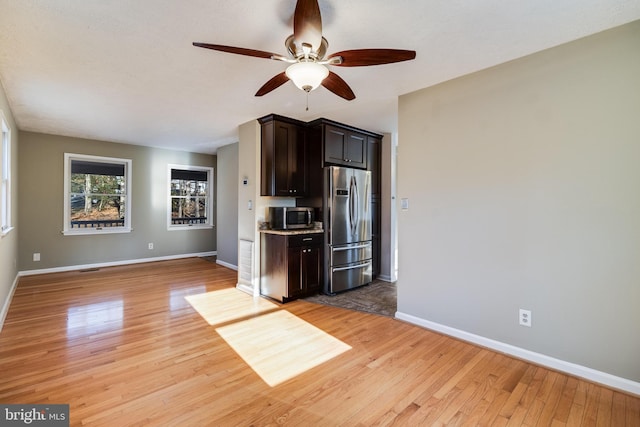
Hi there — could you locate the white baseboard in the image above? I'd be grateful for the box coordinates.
[0,273,20,332]
[216,259,238,271]
[395,311,640,397]
[236,283,255,296]
[18,251,217,277]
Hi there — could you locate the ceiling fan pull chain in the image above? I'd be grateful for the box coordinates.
[306,91,309,111]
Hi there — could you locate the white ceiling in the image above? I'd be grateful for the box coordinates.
[1,1,639,154]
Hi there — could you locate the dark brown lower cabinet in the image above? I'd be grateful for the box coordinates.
[260,232,323,303]
[370,196,381,279]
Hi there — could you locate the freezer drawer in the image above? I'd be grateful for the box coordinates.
[328,260,372,294]
[330,241,372,267]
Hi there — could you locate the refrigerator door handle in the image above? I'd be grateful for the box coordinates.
[349,176,359,236]
[332,261,372,272]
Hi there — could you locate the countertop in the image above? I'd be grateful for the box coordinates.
[259,228,324,236]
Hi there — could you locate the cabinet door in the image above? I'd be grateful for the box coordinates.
[324,125,348,165]
[370,197,381,279]
[367,136,381,198]
[323,124,367,169]
[261,120,308,197]
[287,246,303,298]
[288,124,307,196]
[273,122,292,196]
[302,246,321,292]
[345,132,367,168]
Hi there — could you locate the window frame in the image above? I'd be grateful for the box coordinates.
[63,153,133,236]
[167,164,214,231]
[1,110,12,237]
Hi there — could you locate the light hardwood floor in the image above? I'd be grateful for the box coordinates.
[1,258,638,426]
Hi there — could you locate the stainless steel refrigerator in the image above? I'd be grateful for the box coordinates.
[323,166,372,294]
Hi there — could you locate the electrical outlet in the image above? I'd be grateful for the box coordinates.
[519,309,532,327]
[33,253,41,262]
[148,243,154,250]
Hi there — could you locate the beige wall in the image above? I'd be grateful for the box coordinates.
[380,132,396,282]
[398,21,640,384]
[237,119,296,294]
[18,131,216,271]
[216,142,239,268]
[0,80,19,328]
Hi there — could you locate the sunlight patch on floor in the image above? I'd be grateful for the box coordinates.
[185,288,278,326]
[215,310,352,387]
[67,299,123,338]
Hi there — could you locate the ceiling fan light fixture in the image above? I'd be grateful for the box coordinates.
[285,61,329,92]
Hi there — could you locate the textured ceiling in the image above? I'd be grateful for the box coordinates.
[0,0,639,154]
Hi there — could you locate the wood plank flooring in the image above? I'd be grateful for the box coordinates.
[0,258,638,426]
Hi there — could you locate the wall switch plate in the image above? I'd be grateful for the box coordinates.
[400,198,409,210]
[519,309,532,327]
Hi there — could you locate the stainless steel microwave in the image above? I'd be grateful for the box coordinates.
[268,207,314,230]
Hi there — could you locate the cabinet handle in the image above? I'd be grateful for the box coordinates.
[302,237,313,241]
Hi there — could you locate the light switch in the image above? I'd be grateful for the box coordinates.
[248,200,253,210]
[400,198,409,210]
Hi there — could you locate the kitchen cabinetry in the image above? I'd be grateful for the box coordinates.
[367,136,382,278]
[309,120,368,169]
[367,136,381,198]
[260,115,308,197]
[260,232,322,303]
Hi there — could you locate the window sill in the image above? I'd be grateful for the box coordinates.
[1,226,14,238]
[62,227,132,236]
[167,225,214,231]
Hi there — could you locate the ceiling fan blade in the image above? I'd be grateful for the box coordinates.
[193,42,282,60]
[322,71,355,101]
[255,72,290,97]
[293,0,323,51]
[329,49,416,67]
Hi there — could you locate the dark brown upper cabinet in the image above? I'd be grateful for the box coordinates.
[260,115,308,197]
[367,135,382,278]
[367,135,381,198]
[322,124,368,169]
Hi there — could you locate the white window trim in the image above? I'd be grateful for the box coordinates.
[1,110,12,238]
[167,164,214,231]
[63,153,132,236]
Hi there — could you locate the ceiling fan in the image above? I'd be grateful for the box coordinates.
[193,0,416,101]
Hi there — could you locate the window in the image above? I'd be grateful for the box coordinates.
[168,165,213,229]
[63,153,132,235]
[1,111,11,236]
